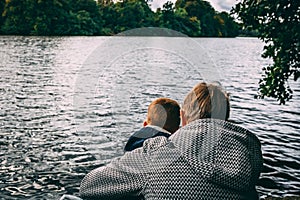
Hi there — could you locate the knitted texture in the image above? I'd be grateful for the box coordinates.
[124,126,171,152]
[80,119,263,200]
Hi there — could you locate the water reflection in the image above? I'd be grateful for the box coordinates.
[0,36,299,199]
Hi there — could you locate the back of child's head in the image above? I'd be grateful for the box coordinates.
[146,98,181,134]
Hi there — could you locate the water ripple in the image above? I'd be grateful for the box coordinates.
[0,36,299,199]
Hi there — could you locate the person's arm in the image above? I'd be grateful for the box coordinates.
[80,148,147,200]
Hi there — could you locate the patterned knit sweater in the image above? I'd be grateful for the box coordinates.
[124,125,171,152]
[80,118,263,200]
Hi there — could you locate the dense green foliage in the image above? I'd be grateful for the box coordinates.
[99,0,156,34]
[176,0,239,37]
[234,0,300,104]
[155,1,202,36]
[1,0,102,35]
[0,0,239,37]
[0,0,4,33]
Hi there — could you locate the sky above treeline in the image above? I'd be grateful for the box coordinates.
[150,0,238,12]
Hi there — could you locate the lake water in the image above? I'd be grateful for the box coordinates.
[0,36,299,199]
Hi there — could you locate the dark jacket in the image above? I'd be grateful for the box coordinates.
[80,119,263,200]
[124,126,171,152]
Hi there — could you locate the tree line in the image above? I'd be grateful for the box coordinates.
[2,0,296,104]
[0,0,240,37]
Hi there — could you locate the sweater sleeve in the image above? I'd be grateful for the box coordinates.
[80,148,148,200]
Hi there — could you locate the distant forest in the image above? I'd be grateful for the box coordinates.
[0,0,242,37]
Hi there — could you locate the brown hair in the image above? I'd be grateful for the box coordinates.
[147,98,181,134]
[182,82,230,123]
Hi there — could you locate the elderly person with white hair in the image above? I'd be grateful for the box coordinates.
[79,82,263,200]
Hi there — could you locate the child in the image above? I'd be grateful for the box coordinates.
[124,97,181,152]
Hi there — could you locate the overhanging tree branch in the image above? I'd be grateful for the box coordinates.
[233,0,300,104]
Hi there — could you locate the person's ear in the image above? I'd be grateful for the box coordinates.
[143,120,148,127]
[181,110,187,126]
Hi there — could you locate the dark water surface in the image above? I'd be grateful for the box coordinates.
[0,36,299,199]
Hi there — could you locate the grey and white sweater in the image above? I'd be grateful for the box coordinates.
[80,119,263,200]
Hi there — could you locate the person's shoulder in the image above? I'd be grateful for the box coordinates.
[180,118,251,133]
[142,136,171,153]
[170,118,261,145]
[132,126,162,137]
[125,126,172,152]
